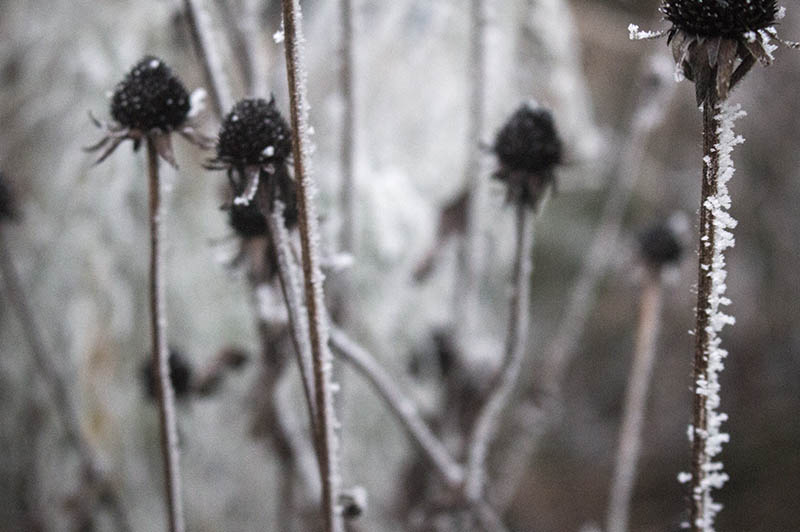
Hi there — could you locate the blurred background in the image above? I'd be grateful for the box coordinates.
[1,0,799,530]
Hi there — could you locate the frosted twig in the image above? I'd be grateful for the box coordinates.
[280,1,342,530]
[464,203,536,501]
[328,326,465,488]
[263,195,319,438]
[146,138,186,532]
[606,271,664,532]
[0,229,132,532]
[183,0,234,116]
[689,97,741,532]
[454,0,489,337]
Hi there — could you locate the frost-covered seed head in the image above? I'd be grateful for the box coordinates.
[0,171,17,221]
[142,349,193,400]
[661,0,778,38]
[494,104,563,175]
[111,56,190,131]
[216,98,292,166]
[639,223,683,267]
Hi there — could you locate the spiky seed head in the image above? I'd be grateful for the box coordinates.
[110,56,190,132]
[0,171,17,221]
[639,223,683,267]
[661,0,778,38]
[494,103,563,175]
[216,98,292,167]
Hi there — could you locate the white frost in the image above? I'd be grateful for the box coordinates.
[628,24,664,41]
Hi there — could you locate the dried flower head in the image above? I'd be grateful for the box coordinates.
[207,97,296,218]
[492,102,563,208]
[630,2,798,104]
[86,56,212,167]
[0,171,18,222]
[639,223,683,267]
[142,348,194,400]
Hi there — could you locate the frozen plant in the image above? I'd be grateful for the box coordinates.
[631,2,797,530]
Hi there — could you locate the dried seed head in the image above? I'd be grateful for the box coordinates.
[0,171,17,221]
[111,56,191,132]
[228,201,269,238]
[141,348,194,400]
[493,103,563,207]
[639,223,683,267]
[661,0,778,38]
[216,98,292,167]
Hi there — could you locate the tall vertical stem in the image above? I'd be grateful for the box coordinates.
[147,139,185,532]
[606,271,663,532]
[339,0,356,255]
[183,0,233,117]
[280,1,342,530]
[464,203,535,501]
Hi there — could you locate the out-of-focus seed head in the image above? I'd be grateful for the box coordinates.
[228,201,269,238]
[639,223,683,267]
[494,103,563,175]
[216,98,292,167]
[492,103,563,208]
[142,349,194,400]
[111,56,191,132]
[0,171,17,222]
[661,0,778,38]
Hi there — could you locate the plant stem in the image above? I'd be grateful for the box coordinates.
[606,270,664,532]
[338,0,356,255]
[183,0,233,116]
[464,203,535,501]
[280,1,342,530]
[147,138,185,532]
[0,228,132,532]
[328,326,465,488]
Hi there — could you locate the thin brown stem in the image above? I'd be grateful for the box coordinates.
[183,0,233,117]
[690,93,720,532]
[147,138,186,532]
[0,228,132,532]
[280,1,342,530]
[464,203,535,501]
[328,327,465,488]
[606,271,664,532]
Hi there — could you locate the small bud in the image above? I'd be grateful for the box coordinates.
[638,223,683,267]
[0,171,17,222]
[141,348,194,400]
[216,98,292,167]
[339,486,368,520]
[110,56,191,132]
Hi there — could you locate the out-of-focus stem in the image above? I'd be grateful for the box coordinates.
[606,270,664,532]
[146,138,185,532]
[183,0,234,116]
[464,203,535,501]
[338,0,356,255]
[280,1,342,530]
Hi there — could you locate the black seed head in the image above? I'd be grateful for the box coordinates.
[494,103,563,175]
[217,98,292,167]
[0,171,17,222]
[111,56,191,131]
[639,223,683,267]
[141,349,194,400]
[661,0,778,38]
[228,201,269,238]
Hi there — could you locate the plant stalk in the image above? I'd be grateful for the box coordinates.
[606,270,664,532]
[339,0,356,255]
[183,0,233,116]
[464,203,535,501]
[147,138,186,532]
[280,1,342,530]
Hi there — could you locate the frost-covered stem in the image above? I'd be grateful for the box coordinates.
[542,55,674,397]
[606,271,663,532]
[473,500,511,532]
[146,138,185,532]
[455,0,488,335]
[338,0,356,255]
[464,203,535,501]
[263,196,319,440]
[0,229,132,532]
[328,327,465,488]
[183,0,233,116]
[689,96,739,532]
[280,1,342,530]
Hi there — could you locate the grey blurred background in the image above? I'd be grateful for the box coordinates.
[1,0,799,530]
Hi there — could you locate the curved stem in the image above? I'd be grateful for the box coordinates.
[147,138,185,532]
[280,1,342,530]
[464,203,535,501]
